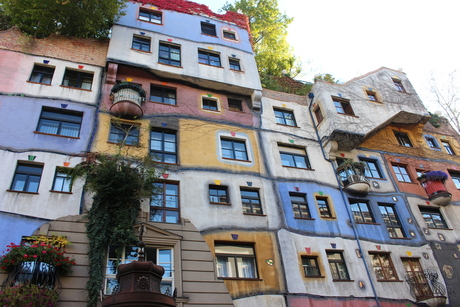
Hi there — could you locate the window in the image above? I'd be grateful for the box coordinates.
[228,99,243,111]
[106,246,173,295]
[132,35,151,52]
[367,91,378,102]
[332,97,354,115]
[402,259,433,300]
[327,251,350,280]
[279,145,310,169]
[198,49,221,67]
[316,197,332,218]
[449,171,460,189]
[221,138,248,161]
[159,42,181,66]
[392,78,406,92]
[274,108,297,126]
[240,189,262,215]
[290,193,310,219]
[151,182,180,223]
[138,8,162,24]
[349,199,374,223]
[215,243,257,278]
[209,185,229,204]
[36,107,83,137]
[420,207,448,229]
[62,69,93,90]
[201,22,216,36]
[109,122,139,146]
[10,162,43,193]
[425,136,440,149]
[441,141,455,155]
[394,131,413,147]
[360,159,383,178]
[370,253,398,281]
[29,64,54,85]
[302,256,321,277]
[229,58,241,71]
[392,164,411,182]
[223,30,237,40]
[150,129,177,163]
[51,168,71,192]
[314,107,324,124]
[202,98,218,111]
[379,204,405,238]
[150,85,176,105]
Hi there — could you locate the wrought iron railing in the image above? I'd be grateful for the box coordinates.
[405,269,446,301]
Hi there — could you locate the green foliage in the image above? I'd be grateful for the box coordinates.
[0,0,126,38]
[223,0,300,77]
[0,284,59,307]
[261,74,312,95]
[428,112,442,128]
[314,73,339,83]
[63,153,160,306]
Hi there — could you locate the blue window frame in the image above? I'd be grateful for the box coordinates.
[10,163,43,193]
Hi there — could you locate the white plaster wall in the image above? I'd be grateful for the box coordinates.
[0,150,84,219]
[233,295,286,307]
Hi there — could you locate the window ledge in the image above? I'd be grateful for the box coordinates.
[7,190,38,195]
[201,33,218,38]
[131,48,152,54]
[158,62,183,68]
[218,277,262,281]
[229,109,244,113]
[427,227,452,231]
[210,202,231,206]
[305,275,325,278]
[243,213,266,217]
[294,217,315,220]
[138,19,163,26]
[332,279,354,282]
[34,131,80,139]
[222,157,251,163]
[337,113,359,118]
[107,142,141,147]
[283,166,314,171]
[151,161,179,166]
[27,81,51,86]
[202,108,221,113]
[50,190,72,194]
[377,279,403,282]
[149,100,178,107]
[276,123,299,128]
[365,177,386,180]
[389,237,411,240]
[60,85,92,91]
[198,63,223,68]
[355,222,380,225]
[230,69,244,73]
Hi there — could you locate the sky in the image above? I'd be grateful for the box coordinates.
[196,0,460,113]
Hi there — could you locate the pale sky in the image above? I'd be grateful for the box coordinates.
[197,0,460,113]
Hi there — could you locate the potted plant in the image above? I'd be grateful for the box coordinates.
[0,283,59,307]
[417,170,448,182]
[337,159,366,176]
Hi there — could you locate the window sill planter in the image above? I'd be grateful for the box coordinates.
[110,82,146,118]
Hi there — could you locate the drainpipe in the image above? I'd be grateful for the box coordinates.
[307,92,380,307]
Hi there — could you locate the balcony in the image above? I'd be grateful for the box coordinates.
[337,160,370,195]
[405,269,446,307]
[418,171,452,206]
[110,82,146,118]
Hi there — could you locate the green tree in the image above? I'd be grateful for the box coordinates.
[314,73,339,83]
[223,0,300,77]
[0,0,126,38]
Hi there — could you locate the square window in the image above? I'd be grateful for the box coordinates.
[106,246,173,295]
[425,136,440,149]
[274,108,297,126]
[228,99,243,111]
[449,171,460,189]
[201,22,216,36]
[302,256,321,277]
[394,131,413,147]
[392,78,405,92]
[441,141,455,155]
[36,107,83,137]
[316,196,332,218]
[139,8,162,24]
[198,49,221,67]
[349,199,374,223]
[62,69,93,90]
[314,107,323,124]
[132,35,151,52]
[223,30,237,40]
[29,64,54,85]
[392,164,411,182]
[367,91,378,102]
[221,138,248,161]
[229,58,241,71]
[240,188,262,215]
[360,159,383,178]
[159,42,181,67]
[279,145,310,169]
[209,185,229,204]
[51,167,72,192]
[202,98,219,111]
[332,97,354,115]
[290,193,310,219]
[420,207,448,229]
[215,243,258,278]
[150,182,180,223]
[369,252,398,281]
[109,122,139,146]
[327,251,350,280]
[379,203,405,238]
[150,129,177,163]
[150,85,176,105]
[10,162,43,193]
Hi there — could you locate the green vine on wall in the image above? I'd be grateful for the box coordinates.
[65,153,160,307]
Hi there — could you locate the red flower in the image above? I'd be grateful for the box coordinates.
[23,254,29,258]
[42,251,47,254]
